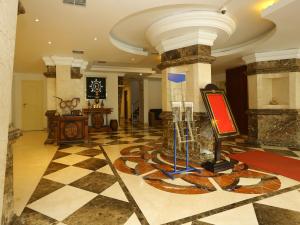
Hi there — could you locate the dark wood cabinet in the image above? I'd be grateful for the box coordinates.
[57,115,88,145]
[44,110,59,144]
[45,112,88,145]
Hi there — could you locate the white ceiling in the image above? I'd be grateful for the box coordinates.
[14,0,300,75]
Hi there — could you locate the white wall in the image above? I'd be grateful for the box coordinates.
[144,78,162,124]
[148,79,162,109]
[56,65,85,113]
[12,73,47,130]
[130,80,139,105]
[212,73,226,90]
[12,71,121,130]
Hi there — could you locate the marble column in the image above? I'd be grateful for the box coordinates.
[43,65,57,112]
[42,56,88,114]
[243,50,300,147]
[145,10,236,162]
[159,45,215,162]
[146,10,236,162]
[2,127,21,225]
[0,0,19,224]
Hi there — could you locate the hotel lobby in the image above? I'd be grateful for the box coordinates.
[1,0,300,224]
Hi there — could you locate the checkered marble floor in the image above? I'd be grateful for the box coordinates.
[15,125,300,225]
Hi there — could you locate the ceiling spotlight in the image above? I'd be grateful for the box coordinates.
[94,37,98,41]
[220,7,227,14]
[139,73,142,76]
[34,18,40,22]
[48,41,52,45]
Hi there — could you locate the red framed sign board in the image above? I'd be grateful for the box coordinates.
[201,87,239,139]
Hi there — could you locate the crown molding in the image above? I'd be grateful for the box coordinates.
[212,28,275,57]
[109,35,149,56]
[146,10,236,53]
[89,65,154,74]
[156,30,217,54]
[42,56,88,70]
[242,49,300,64]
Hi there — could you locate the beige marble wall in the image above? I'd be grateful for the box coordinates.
[248,72,300,109]
[289,72,300,109]
[46,78,56,110]
[56,65,84,113]
[162,63,211,112]
[0,0,18,223]
[212,73,226,90]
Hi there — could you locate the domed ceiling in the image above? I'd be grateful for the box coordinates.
[14,0,300,75]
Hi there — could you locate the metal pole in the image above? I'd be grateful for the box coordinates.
[174,123,177,172]
[186,125,188,169]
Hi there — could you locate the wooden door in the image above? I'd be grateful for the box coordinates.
[226,66,248,134]
[22,80,44,130]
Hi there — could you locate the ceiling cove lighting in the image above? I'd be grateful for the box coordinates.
[256,0,278,11]
[63,0,86,6]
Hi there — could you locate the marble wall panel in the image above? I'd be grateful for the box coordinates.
[248,109,300,147]
[160,112,214,162]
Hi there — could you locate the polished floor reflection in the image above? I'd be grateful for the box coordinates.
[14,126,300,225]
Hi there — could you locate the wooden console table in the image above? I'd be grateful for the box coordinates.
[83,107,113,132]
[45,111,88,145]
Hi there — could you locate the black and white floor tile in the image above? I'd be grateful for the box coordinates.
[15,125,300,225]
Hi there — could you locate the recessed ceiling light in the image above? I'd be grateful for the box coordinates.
[94,37,98,41]
[34,18,40,22]
[139,73,142,76]
[48,41,52,45]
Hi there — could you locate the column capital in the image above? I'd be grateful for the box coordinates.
[42,56,88,70]
[243,49,300,75]
[158,44,215,70]
[146,11,236,54]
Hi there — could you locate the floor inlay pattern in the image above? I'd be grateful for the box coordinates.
[114,145,281,195]
[16,125,300,225]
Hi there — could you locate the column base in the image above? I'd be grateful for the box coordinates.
[2,128,22,225]
[160,111,214,163]
[202,160,234,173]
[247,109,300,148]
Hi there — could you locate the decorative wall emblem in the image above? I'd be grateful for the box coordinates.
[86,77,106,99]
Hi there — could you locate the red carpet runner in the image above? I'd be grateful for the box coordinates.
[229,150,300,182]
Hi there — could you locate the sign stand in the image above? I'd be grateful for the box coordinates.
[200,84,239,173]
[162,119,200,179]
[161,72,201,179]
